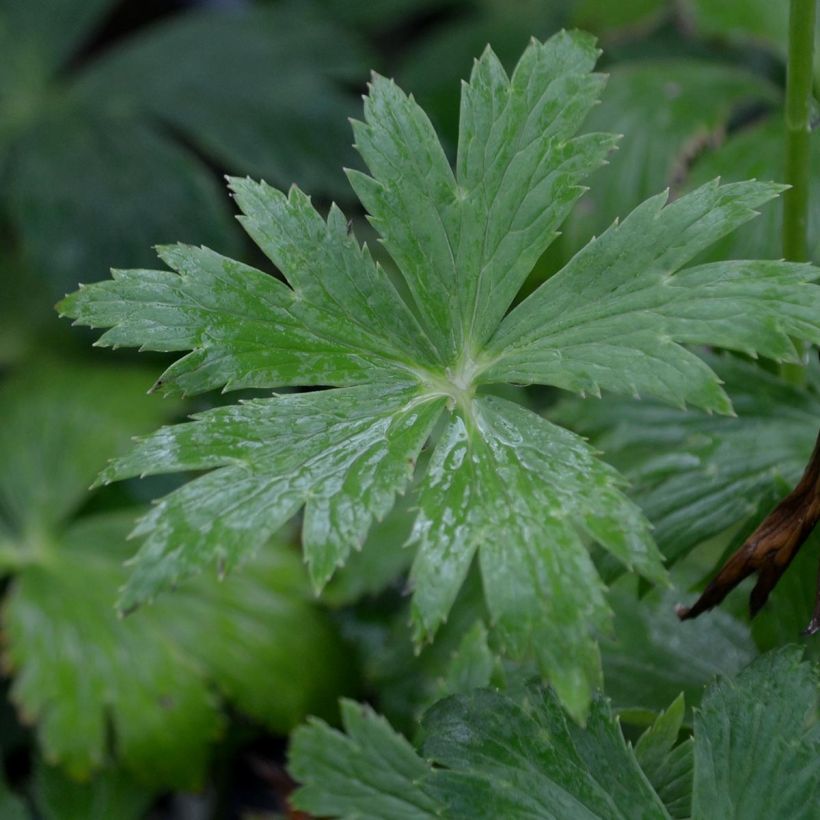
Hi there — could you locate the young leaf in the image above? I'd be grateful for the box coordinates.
[635,696,693,819]
[60,32,820,719]
[692,648,820,820]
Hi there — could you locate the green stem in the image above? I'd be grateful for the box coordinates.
[782,0,817,382]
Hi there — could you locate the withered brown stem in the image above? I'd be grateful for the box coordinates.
[676,428,820,630]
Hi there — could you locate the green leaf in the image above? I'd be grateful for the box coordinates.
[408,396,659,717]
[421,687,669,819]
[0,363,349,786]
[291,685,670,819]
[687,117,820,263]
[60,33,820,720]
[0,362,170,534]
[291,651,820,820]
[562,61,776,259]
[635,696,693,819]
[62,192,436,396]
[692,647,820,820]
[73,3,371,199]
[2,513,349,787]
[32,762,152,820]
[350,31,615,357]
[100,384,444,610]
[601,586,757,714]
[0,775,27,820]
[0,2,369,299]
[396,4,568,141]
[5,109,242,300]
[290,700,442,820]
[555,355,820,565]
[485,182,820,413]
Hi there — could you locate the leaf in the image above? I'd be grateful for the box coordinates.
[421,687,669,819]
[73,3,371,199]
[289,700,442,820]
[5,110,241,301]
[601,586,757,714]
[554,355,820,565]
[0,362,170,535]
[680,0,820,83]
[291,651,820,820]
[60,33,820,720]
[290,685,670,819]
[32,762,152,820]
[562,61,776,259]
[692,647,820,820]
[635,696,693,819]
[2,513,349,787]
[408,396,659,717]
[103,384,445,610]
[0,2,369,298]
[485,184,820,413]
[0,775,26,820]
[687,117,820,263]
[0,364,349,786]
[396,4,568,141]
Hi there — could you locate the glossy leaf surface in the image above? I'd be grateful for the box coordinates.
[61,33,820,718]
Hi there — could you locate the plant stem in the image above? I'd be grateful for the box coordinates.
[782,0,816,382]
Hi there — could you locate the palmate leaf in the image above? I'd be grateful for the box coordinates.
[691,648,820,820]
[0,363,349,787]
[60,32,820,719]
[554,355,820,565]
[3,514,347,787]
[290,649,819,820]
[290,685,668,820]
[1,1,370,300]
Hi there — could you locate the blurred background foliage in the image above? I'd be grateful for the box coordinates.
[1,0,818,817]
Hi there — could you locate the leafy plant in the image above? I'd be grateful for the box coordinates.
[553,355,820,567]
[0,362,349,788]
[0,0,369,301]
[60,31,820,722]
[290,647,820,820]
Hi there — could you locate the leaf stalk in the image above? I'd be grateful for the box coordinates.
[782,0,817,383]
